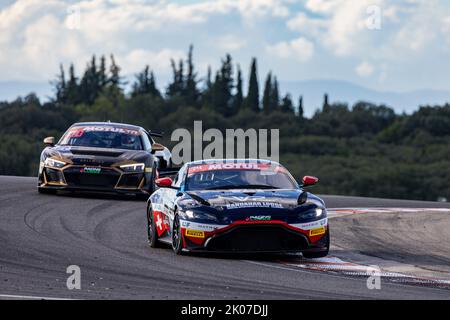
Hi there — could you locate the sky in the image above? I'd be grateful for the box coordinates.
[1,0,450,98]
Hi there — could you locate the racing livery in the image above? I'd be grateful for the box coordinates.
[38,122,170,197]
[147,159,329,257]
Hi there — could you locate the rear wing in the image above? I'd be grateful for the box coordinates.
[148,130,163,138]
[156,167,181,178]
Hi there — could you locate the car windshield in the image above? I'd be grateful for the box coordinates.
[59,126,143,150]
[185,163,297,191]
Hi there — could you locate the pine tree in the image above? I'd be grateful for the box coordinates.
[201,65,213,107]
[109,54,122,90]
[323,93,330,112]
[66,64,80,105]
[232,64,243,115]
[298,95,304,118]
[149,71,161,98]
[262,72,272,113]
[245,57,259,112]
[132,65,161,98]
[166,58,184,98]
[211,54,234,116]
[185,45,199,106]
[53,64,67,104]
[99,55,108,88]
[271,76,280,111]
[280,94,294,113]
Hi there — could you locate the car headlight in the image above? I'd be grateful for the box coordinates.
[44,157,66,168]
[300,207,325,220]
[120,163,145,172]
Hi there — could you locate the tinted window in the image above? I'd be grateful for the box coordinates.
[185,163,297,190]
[59,126,143,150]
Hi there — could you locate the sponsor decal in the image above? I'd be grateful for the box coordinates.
[226,201,283,209]
[246,216,271,221]
[185,229,205,238]
[291,218,328,231]
[80,167,101,174]
[180,220,227,232]
[67,126,140,138]
[309,226,326,236]
[188,163,285,175]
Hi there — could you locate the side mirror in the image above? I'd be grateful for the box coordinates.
[302,176,319,187]
[155,177,173,188]
[151,143,165,154]
[43,136,55,146]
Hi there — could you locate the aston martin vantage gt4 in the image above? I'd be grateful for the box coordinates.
[146,159,329,257]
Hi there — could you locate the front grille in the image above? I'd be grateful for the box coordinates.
[116,173,144,189]
[206,225,309,252]
[63,167,120,189]
[45,168,65,184]
[70,150,124,157]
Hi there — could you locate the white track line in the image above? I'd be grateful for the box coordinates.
[0,293,74,300]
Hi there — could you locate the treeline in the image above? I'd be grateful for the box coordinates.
[52,46,301,117]
[0,46,449,202]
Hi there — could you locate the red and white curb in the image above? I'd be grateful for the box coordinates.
[328,207,450,218]
[281,207,450,288]
[278,256,450,288]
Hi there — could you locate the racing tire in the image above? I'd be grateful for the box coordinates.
[147,206,161,248]
[172,214,184,255]
[303,230,330,259]
[38,187,57,195]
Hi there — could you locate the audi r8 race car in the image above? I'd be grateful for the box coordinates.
[38,122,170,197]
[146,159,329,257]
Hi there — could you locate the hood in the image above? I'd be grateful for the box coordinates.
[46,145,149,166]
[178,189,325,225]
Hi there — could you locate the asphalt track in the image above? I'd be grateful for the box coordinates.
[0,176,449,299]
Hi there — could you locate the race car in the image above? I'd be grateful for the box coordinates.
[146,159,329,257]
[38,122,171,197]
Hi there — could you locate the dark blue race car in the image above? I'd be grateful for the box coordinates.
[146,159,329,257]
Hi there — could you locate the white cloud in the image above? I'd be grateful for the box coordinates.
[267,37,314,62]
[217,34,247,51]
[356,61,374,77]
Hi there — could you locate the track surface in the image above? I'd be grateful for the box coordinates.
[0,176,449,299]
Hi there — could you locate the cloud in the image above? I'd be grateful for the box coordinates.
[0,0,290,82]
[267,37,314,62]
[356,61,374,77]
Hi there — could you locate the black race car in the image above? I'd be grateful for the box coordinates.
[38,122,169,197]
[147,159,329,257]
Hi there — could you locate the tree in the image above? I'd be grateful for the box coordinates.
[280,94,294,113]
[166,58,184,98]
[185,45,200,106]
[131,65,161,98]
[244,57,259,112]
[99,55,108,88]
[53,64,67,105]
[262,72,272,113]
[211,54,234,116]
[323,93,330,112]
[232,64,243,115]
[66,64,80,105]
[298,95,304,118]
[270,76,280,111]
[109,54,123,90]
